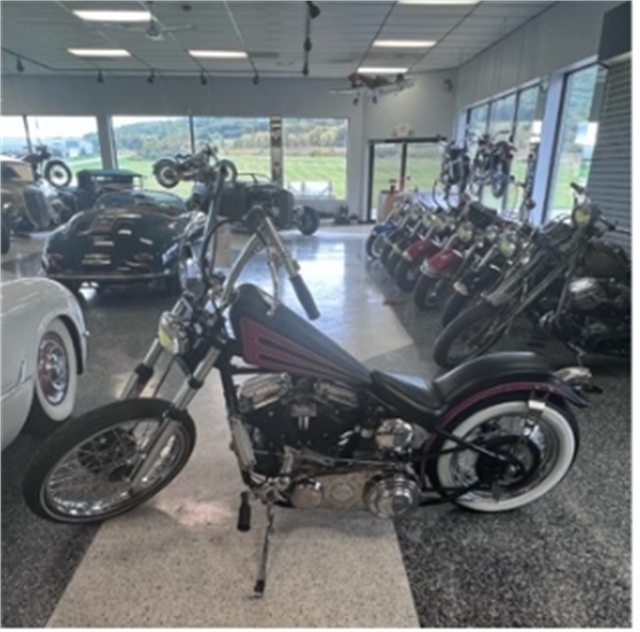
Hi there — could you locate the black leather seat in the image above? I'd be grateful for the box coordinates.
[370,372,443,415]
[371,352,550,417]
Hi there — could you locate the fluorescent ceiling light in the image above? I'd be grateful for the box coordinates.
[73,10,152,22]
[358,66,408,74]
[374,40,436,48]
[399,0,478,4]
[189,50,248,59]
[68,49,131,57]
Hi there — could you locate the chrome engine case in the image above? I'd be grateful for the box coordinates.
[289,470,421,517]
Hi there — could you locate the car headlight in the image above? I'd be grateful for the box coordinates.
[457,221,474,244]
[498,235,517,258]
[572,204,594,228]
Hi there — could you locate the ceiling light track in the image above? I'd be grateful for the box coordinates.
[222,0,261,85]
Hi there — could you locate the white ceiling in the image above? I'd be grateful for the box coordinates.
[1,1,555,79]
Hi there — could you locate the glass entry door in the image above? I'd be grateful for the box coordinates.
[368,142,402,221]
[367,136,440,221]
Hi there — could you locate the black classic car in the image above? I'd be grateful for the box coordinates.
[55,168,144,221]
[42,189,205,293]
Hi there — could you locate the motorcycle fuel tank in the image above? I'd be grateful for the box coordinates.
[229,284,371,385]
[405,238,439,261]
[422,248,463,274]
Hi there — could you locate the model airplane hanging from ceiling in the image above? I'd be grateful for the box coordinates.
[331,73,416,105]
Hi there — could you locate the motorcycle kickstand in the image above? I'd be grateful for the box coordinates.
[253,497,275,598]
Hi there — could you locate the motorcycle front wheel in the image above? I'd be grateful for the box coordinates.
[426,398,579,512]
[491,162,509,198]
[395,258,422,293]
[365,233,386,259]
[154,159,180,189]
[23,398,196,523]
[297,206,320,236]
[432,301,508,368]
[413,274,451,311]
[44,160,72,188]
[441,291,473,328]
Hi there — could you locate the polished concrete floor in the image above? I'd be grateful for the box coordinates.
[1,226,631,627]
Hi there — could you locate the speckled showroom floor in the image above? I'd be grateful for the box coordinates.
[1,225,631,627]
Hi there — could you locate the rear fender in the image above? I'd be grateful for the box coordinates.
[437,377,588,429]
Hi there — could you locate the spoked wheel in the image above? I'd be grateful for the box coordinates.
[154,159,180,189]
[426,399,579,512]
[441,291,473,328]
[44,160,72,188]
[432,301,508,368]
[413,274,451,311]
[395,258,422,292]
[365,233,386,259]
[491,163,509,198]
[23,399,196,523]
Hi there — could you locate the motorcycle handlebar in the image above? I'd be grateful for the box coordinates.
[290,274,320,320]
[570,182,586,195]
[260,211,320,320]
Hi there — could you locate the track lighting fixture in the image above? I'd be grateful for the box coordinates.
[252,73,260,86]
[200,70,208,85]
[147,70,155,84]
[16,56,24,73]
[97,69,104,84]
[307,1,321,19]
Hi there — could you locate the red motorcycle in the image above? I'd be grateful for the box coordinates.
[394,210,454,292]
[23,159,591,597]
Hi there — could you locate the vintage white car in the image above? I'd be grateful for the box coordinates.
[1,278,88,449]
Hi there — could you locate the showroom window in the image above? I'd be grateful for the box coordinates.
[26,116,100,184]
[465,103,489,159]
[463,83,543,215]
[283,118,348,200]
[112,116,192,196]
[192,116,271,176]
[547,64,607,218]
[0,116,29,156]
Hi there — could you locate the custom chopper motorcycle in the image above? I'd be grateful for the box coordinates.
[433,184,631,369]
[21,144,73,188]
[24,159,592,598]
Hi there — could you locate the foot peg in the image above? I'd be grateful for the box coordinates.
[237,491,252,532]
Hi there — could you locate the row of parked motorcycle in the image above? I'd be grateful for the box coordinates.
[367,185,630,368]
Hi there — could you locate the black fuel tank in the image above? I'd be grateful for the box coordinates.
[229,284,371,385]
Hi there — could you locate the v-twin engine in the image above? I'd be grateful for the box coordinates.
[236,373,423,518]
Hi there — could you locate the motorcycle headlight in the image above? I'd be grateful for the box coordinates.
[572,204,594,228]
[484,226,499,243]
[457,221,474,244]
[157,312,188,355]
[432,215,446,231]
[498,235,517,258]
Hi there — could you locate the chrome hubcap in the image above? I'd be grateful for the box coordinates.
[37,332,69,405]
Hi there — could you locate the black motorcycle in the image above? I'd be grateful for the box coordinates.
[469,131,517,199]
[153,144,217,189]
[440,222,532,327]
[23,160,592,598]
[21,144,73,188]
[438,137,471,193]
[433,184,631,368]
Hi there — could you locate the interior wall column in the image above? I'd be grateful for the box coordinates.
[97,114,116,169]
